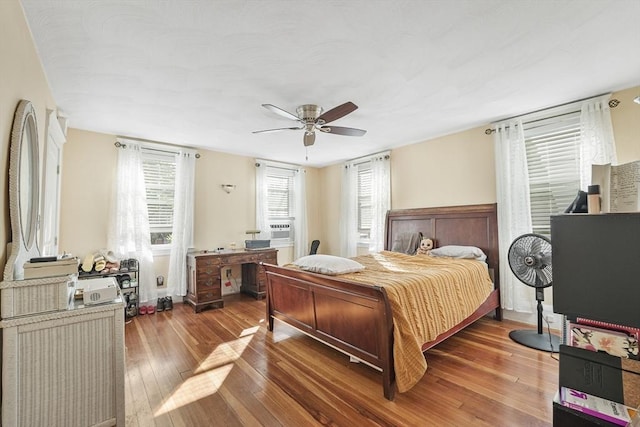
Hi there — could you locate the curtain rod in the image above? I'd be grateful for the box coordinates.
[484,93,618,135]
[345,151,391,167]
[255,159,304,171]
[114,139,200,158]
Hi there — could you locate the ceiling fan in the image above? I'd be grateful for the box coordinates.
[253,101,367,146]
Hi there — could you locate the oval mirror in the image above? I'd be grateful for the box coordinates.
[20,109,39,247]
[4,100,41,280]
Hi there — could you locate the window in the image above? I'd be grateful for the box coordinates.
[524,112,581,237]
[266,171,293,220]
[340,152,390,256]
[357,164,372,240]
[261,163,297,244]
[141,149,176,246]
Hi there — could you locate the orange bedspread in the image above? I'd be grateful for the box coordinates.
[340,251,493,392]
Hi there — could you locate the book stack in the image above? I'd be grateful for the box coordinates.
[558,317,640,426]
[23,257,79,279]
[558,387,638,426]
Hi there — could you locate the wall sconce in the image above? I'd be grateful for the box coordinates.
[221,184,236,194]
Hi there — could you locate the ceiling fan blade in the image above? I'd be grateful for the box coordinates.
[252,127,303,134]
[320,126,367,137]
[261,104,300,121]
[303,132,315,146]
[317,101,358,124]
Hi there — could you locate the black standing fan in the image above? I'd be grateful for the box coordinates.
[507,233,561,352]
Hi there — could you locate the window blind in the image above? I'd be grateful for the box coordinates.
[357,165,372,238]
[142,149,176,244]
[266,169,293,219]
[524,112,581,236]
[267,171,293,219]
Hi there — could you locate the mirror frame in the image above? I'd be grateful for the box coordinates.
[4,100,41,281]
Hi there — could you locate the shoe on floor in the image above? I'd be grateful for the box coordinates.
[139,305,147,315]
[163,296,173,311]
[147,305,155,314]
[156,298,164,312]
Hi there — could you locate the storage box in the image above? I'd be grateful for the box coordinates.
[0,275,75,319]
[82,277,119,305]
[23,257,78,279]
[245,239,270,249]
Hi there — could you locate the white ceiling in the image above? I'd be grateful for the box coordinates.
[21,0,640,167]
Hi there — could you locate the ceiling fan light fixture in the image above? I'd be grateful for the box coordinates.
[254,101,366,149]
[296,104,323,121]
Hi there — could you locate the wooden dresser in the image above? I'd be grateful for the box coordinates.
[186,249,278,312]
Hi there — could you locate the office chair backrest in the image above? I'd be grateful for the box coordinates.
[310,240,320,255]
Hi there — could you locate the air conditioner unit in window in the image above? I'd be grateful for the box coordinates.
[270,223,292,240]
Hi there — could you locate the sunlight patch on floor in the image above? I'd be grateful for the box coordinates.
[154,325,260,416]
[239,325,260,337]
[154,364,234,416]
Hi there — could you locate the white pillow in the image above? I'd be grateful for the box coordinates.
[292,254,365,275]
[430,245,487,262]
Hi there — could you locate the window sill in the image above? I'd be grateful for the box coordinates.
[269,241,293,249]
[151,245,171,257]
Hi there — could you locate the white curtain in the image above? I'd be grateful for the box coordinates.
[254,162,269,240]
[293,168,308,259]
[166,150,196,297]
[108,142,156,304]
[494,121,534,312]
[369,154,391,253]
[579,97,618,190]
[340,163,358,257]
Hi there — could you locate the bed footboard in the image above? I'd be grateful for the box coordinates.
[263,264,397,399]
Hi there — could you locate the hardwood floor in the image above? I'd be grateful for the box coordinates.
[124,294,559,426]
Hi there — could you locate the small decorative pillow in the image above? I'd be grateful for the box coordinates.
[430,245,487,262]
[292,254,365,275]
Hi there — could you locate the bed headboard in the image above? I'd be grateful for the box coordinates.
[384,203,499,288]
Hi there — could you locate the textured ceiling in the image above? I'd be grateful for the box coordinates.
[21,0,640,167]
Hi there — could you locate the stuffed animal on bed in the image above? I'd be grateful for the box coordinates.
[416,238,434,255]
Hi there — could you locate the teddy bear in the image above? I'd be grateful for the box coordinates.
[416,238,434,255]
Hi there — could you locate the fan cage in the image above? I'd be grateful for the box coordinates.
[508,233,552,288]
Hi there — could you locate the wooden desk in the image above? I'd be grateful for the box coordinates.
[186,249,278,312]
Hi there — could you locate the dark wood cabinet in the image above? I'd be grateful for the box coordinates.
[186,249,278,313]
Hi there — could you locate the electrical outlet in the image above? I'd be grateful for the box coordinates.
[226,268,232,278]
[543,314,555,324]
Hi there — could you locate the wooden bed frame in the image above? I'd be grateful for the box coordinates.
[263,203,502,400]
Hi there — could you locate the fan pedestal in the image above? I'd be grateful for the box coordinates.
[509,329,561,352]
[509,294,561,352]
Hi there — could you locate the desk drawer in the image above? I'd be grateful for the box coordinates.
[197,287,221,303]
[196,267,219,278]
[197,257,221,268]
[196,275,220,288]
